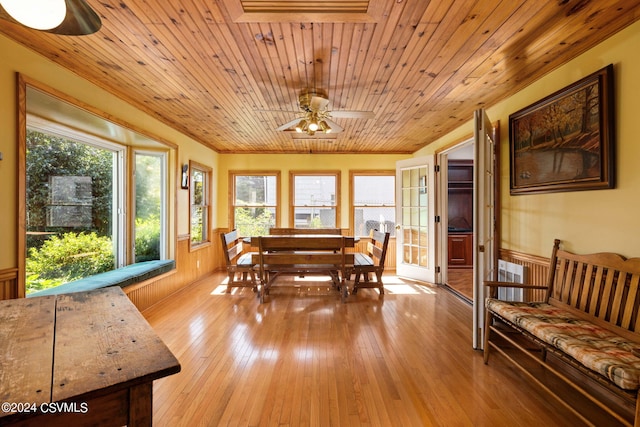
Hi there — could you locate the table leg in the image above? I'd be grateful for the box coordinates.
[128,382,153,427]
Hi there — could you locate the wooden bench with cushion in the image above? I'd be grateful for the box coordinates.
[220,229,257,292]
[484,239,640,426]
[352,230,390,296]
[253,235,354,303]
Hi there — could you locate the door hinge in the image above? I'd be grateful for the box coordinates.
[436,266,441,273]
[435,215,441,223]
[435,164,440,173]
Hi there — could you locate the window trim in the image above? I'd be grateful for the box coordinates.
[289,171,341,228]
[18,76,177,297]
[229,170,281,236]
[189,160,212,250]
[350,170,396,238]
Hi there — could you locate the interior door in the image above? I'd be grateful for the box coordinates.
[395,156,437,284]
[472,109,497,349]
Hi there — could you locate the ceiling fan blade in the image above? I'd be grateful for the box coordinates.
[310,96,330,111]
[324,118,344,133]
[275,118,301,131]
[330,110,375,119]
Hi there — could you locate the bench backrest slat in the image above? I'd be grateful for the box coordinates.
[268,227,342,235]
[577,263,595,312]
[624,275,640,330]
[256,236,353,251]
[548,240,640,338]
[258,252,355,265]
[366,230,390,268]
[220,229,246,266]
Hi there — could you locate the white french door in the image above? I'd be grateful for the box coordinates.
[395,156,437,284]
[472,109,498,349]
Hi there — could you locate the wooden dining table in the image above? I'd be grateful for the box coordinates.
[0,287,180,427]
[246,234,359,302]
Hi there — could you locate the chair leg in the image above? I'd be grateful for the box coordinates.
[226,272,235,293]
[375,270,384,295]
[353,272,361,294]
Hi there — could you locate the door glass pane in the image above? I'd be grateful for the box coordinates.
[402,189,411,207]
[400,165,430,269]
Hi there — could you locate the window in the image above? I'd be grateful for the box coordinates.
[190,161,211,246]
[352,172,396,237]
[135,152,167,262]
[291,172,339,228]
[231,172,279,236]
[23,85,172,296]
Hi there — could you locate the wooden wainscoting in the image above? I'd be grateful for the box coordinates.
[0,268,19,300]
[125,230,226,311]
[498,248,551,301]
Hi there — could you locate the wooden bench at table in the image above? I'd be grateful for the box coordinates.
[220,229,257,292]
[0,287,180,427]
[484,239,640,427]
[252,235,354,303]
[352,230,390,296]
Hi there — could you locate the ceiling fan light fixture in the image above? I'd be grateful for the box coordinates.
[319,120,331,133]
[1,0,66,30]
[295,119,307,133]
[308,120,319,132]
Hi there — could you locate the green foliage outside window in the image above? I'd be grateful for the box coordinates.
[135,215,161,261]
[235,208,274,237]
[26,232,114,294]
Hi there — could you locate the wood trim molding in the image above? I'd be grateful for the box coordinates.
[0,267,19,300]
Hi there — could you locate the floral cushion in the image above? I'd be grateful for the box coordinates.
[486,298,640,390]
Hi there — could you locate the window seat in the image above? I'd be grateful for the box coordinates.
[28,259,175,297]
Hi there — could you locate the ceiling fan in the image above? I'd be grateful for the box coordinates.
[273,90,375,136]
[0,0,101,36]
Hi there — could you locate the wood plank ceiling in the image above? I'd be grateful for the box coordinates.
[1,0,639,154]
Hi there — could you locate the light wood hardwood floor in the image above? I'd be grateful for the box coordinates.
[142,272,609,426]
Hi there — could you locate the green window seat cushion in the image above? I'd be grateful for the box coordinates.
[28,259,175,297]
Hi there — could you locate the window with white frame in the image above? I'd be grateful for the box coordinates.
[291,172,339,228]
[231,172,279,237]
[352,172,396,237]
[190,161,211,246]
[25,116,169,295]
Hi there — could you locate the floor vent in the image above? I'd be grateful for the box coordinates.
[497,260,525,302]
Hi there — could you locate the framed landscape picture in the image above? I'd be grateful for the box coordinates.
[509,64,615,195]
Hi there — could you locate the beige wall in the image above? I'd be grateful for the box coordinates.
[217,153,411,229]
[416,20,640,258]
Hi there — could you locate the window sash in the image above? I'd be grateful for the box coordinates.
[291,173,339,228]
[352,173,396,237]
[231,173,279,236]
[190,165,210,245]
